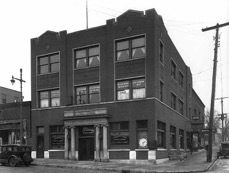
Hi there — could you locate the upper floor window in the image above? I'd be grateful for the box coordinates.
[74,46,100,69]
[178,99,184,115]
[171,59,177,80]
[75,84,100,104]
[171,92,176,110]
[159,81,164,102]
[116,36,145,61]
[159,40,164,64]
[38,53,59,74]
[116,78,145,101]
[39,89,60,108]
[179,71,184,88]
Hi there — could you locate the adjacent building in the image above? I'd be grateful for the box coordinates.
[30,8,205,162]
[0,101,31,145]
[0,87,21,104]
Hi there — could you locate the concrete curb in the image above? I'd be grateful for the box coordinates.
[32,161,216,173]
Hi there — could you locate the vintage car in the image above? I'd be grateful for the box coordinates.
[217,142,229,158]
[0,144,33,167]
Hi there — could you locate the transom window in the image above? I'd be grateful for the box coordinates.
[75,84,100,104]
[116,78,145,100]
[74,46,100,69]
[116,36,146,61]
[38,53,59,74]
[39,89,60,108]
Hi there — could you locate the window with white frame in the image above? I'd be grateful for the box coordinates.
[74,45,100,69]
[38,53,60,74]
[116,78,145,101]
[116,36,145,61]
[39,89,60,108]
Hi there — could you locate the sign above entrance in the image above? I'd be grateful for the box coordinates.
[64,108,108,118]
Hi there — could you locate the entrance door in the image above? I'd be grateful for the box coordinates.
[79,138,94,160]
[37,135,44,158]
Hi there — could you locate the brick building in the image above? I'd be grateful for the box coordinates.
[0,87,21,104]
[0,101,31,145]
[30,9,205,162]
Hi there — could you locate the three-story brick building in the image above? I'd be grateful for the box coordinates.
[30,8,205,163]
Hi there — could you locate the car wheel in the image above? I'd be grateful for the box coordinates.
[9,157,17,167]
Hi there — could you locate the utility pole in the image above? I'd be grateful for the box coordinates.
[216,97,228,142]
[202,22,229,162]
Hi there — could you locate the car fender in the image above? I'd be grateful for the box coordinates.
[8,155,20,163]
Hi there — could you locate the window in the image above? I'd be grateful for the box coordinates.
[116,36,145,61]
[157,121,166,148]
[179,71,184,88]
[110,122,129,145]
[186,132,191,149]
[116,78,145,100]
[171,93,176,110]
[179,129,184,149]
[50,125,64,149]
[171,60,176,79]
[137,120,148,148]
[39,89,60,108]
[14,97,18,102]
[74,46,100,69]
[2,94,6,104]
[75,84,100,104]
[159,81,164,102]
[38,53,60,74]
[178,99,184,115]
[170,126,176,149]
[159,40,164,64]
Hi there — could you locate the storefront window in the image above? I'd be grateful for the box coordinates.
[50,125,64,149]
[157,121,166,148]
[137,120,148,148]
[110,122,129,145]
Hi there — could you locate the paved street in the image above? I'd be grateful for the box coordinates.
[0,165,111,173]
[208,157,229,173]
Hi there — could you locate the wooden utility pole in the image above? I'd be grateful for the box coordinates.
[202,22,229,162]
[216,97,228,142]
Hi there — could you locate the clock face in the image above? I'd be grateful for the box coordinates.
[139,138,147,147]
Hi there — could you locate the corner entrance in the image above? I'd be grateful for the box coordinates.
[78,126,95,161]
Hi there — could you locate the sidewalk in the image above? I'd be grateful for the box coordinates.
[32,148,218,173]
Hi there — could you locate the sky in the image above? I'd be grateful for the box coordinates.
[0,0,228,114]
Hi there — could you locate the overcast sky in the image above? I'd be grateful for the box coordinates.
[0,0,228,114]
